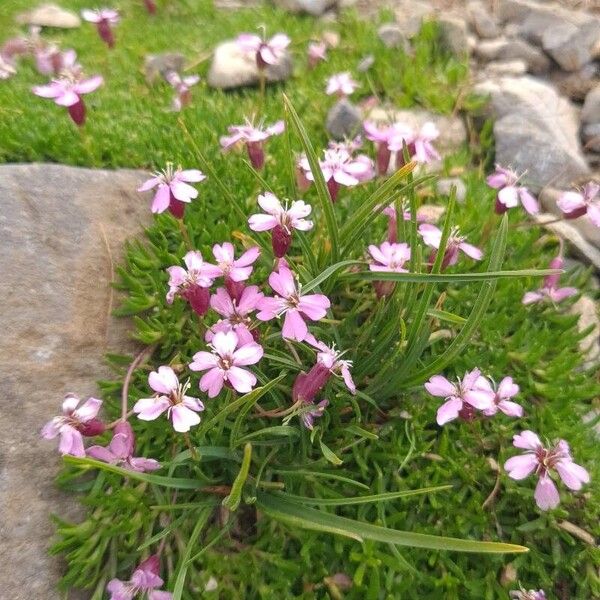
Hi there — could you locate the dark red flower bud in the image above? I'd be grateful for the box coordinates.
[292,363,331,404]
[138,554,161,576]
[183,284,210,316]
[143,0,157,14]
[79,418,106,436]
[271,224,292,258]
[458,403,476,422]
[246,142,265,170]
[225,277,245,303]
[68,98,86,126]
[327,179,339,203]
[563,205,587,219]
[495,197,508,214]
[376,143,391,176]
[168,191,186,218]
[373,280,395,298]
[97,20,115,48]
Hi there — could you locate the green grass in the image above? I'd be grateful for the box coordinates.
[2,1,599,599]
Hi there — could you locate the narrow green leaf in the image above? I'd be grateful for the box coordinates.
[320,440,343,465]
[275,485,452,506]
[283,94,339,261]
[237,425,300,444]
[345,268,558,283]
[172,507,213,600]
[345,424,379,440]
[256,492,528,554]
[404,214,509,386]
[64,456,203,489]
[426,308,467,324]
[273,469,370,490]
[199,375,286,435]
[302,259,362,292]
[223,443,252,511]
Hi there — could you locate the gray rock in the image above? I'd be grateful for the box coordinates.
[533,213,600,270]
[468,2,500,39]
[475,38,550,74]
[551,64,599,101]
[357,54,375,72]
[583,123,600,152]
[144,53,186,84]
[582,85,600,126]
[378,24,411,52]
[0,164,151,599]
[484,59,528,77]
[207,40,293,89]
[273,0,337,15]
[436,177,467,202]
[438,17,469,57]
[393,0,435,38]
[326,99,362,140]
[542,22,600,72]
[569,296,600,364]
[475,76,590,190]
[16,3,81,28]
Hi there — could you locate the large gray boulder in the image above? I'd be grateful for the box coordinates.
[16,3,81,28]
[475,37,550,74]
[0,164,151,600]
[272,0,337,15]
[207,40,293,89]
[475,76,590,190]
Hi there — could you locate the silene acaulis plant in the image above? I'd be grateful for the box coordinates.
[41,88,592,597]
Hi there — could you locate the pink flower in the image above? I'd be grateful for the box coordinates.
[236,32,290,69]
[35,46,78,76]
[166,71,200,111]
[364,121,395,174]
[189,331,263,397]
[510,589,546,600]
[367,241,411,297]
[307,41,327,68]
[0,55,16,79]
[522,255,578,305]
[137,164,206,218]
[248,192,313,258]
[301,398,329,430]
[107,555,172,600]
[87,421,160,472]
[478,376,523,417]
[424,370,495,425]
[81,8,120,48]
[418,224,483,269]
[305,334,356,395]
[206,285,264,345]
[504,431,590,511]
[368,242,411,273]
[41,394,104,457]
[202,242,260,299]
[220,119,284,170]
[143,0,157,14]
[557,182,600,226]
[166,251,214,316]
[256,265,330,341]
[32,72,103,126]
[298,148,374,202]
[486,165,539,215]
[133,367,204,433]
[326,72,359,97]
[401,122,440,165]
[328,136,363,154]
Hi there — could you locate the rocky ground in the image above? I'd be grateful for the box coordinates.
[0,165,150,599]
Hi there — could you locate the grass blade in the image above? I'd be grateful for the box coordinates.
[345,268,558,283]
[283,94,339,261]
[256,491,528,553]
[223,442,252,511]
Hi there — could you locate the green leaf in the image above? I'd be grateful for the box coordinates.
[345,269,558,283]
[301,259,363,292]
[237,425,300,444]
[256,492,528,553]
[223,442,252,511]
[404,214,509,386]
[320,439,343,465]
[283,94,339,261]
[172,507,213,600]
[273,469,370,490]
[274,485,452,506]
[63,456,204,489]
[199,375,286,435]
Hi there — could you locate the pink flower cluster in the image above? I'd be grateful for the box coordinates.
[107,555,172,600]
[364,120,440,174]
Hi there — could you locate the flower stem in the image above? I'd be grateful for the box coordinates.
[183,432,199,460]
[121,345,156,421]
[177,218,193,250]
